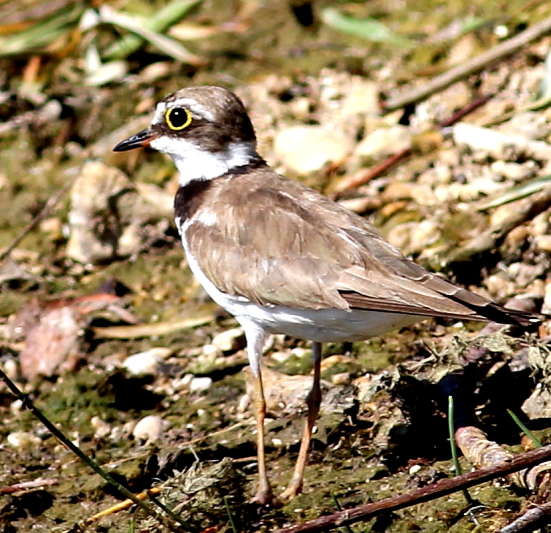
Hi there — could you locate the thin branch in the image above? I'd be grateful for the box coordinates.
[501,501,551,533]
[443,184,551,267]
[275,444,551,533]
[0,167,79,263]
[0,366,192,533]
[331,94,492,198]
[383,15,551,112]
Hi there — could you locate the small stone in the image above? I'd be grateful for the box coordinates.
[7,431,41,450]
[408,220,441,253]
[274,126,352,175]
[490,160,536,181]
[453,122,551,161]
[190,376,213,392]
[9,399,23,415]
[202,344,222,358]
[340,79,379,116]
[522,383,551,419]
[331,372,351,385]
[355,125,411,160]
[542,281,551,315]
[211,327,245,352]
[91,416,112,439]
[39,217,63,238]
[133,415,168,443]
[500,111,551,140]
[535,234,551,253]
[409,464,422,475]
[3,359,18,381]
[123,347,170,376]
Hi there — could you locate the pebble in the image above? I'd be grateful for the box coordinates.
[380,181,436,206]
[7,431,41,450]
[522,383,551,419]
[331,372,351,385]
[534,234,551,253]
[409,220,441,253]
[132,415,168,443]
[453,122,551,161]
[201,343,222,358]
[355,125,411,160]
[190,376,213,392]
[499,111,551,140]
[339,78,379,116]
[91,416,112,439]
[490,160,536,181]
[274,125,352,175]
[409,464,422,475]
[66,161,171,264]
[542,281,551,315]
[123,347,171,376]
[211,327,245,352]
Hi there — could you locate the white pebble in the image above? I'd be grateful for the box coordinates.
[542,281,551,315]
[123,348,170,376]
[91,416,112,439]
[132,415,168,443]
[211,327,245,352]
[190,376,213,392]
[274,126,352,175]
[7,431,41,450]
[355,125,411,160]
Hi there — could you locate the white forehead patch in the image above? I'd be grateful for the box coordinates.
[173,98,216,121]
[151,98,215,125]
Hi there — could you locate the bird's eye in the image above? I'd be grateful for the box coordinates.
[165,107,192,130]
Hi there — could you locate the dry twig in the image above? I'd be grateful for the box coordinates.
[275,444,551,533]
[443,185,551,267]
[383,15,551,111]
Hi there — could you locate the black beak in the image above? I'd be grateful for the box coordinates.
[113,128,157,152]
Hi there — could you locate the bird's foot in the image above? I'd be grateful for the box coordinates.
[252,488,284,508]
[278,480,302,503]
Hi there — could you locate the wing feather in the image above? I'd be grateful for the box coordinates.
[184,169,535,327]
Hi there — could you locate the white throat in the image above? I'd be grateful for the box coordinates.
[150,136,257,185]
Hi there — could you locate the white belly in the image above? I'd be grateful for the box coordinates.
[218,299,423,342]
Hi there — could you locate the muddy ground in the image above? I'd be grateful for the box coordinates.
[2,1,551,532]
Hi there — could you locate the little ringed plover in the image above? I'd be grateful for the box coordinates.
[114,86,537,506]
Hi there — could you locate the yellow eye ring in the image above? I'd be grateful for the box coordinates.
[165,107,192,130]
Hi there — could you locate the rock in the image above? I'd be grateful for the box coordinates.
[132,415,168,443]
[339,78,379,116]
[522,383,551,419]
[331,372,351,385]
[211,327,245,352]
[542,281,551,315]
[91,416,112,439]
[385,220,441,256]
[499,111,551,140]
[490,160,537,181]
[453,122,551,161]
[355,125,411,160]
[534,234,551,253]
[19,305,82,381]
[274,126,352,175]
[409,220,441,253]
[189,376,213,392]
[66,161,172,264]
[123,347,171,376]
[7,431,41,450]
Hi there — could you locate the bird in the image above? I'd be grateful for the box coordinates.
[113,85,537,506]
